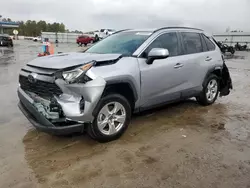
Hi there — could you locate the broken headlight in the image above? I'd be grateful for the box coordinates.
[62,61,94,83]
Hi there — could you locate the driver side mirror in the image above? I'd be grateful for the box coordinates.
[146,48,169,65]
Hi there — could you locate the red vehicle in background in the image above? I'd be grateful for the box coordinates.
[76,35,94,46]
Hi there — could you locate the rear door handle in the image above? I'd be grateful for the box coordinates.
[205,57,212,61]
[174,63,184,69]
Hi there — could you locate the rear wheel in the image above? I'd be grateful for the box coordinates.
[196,74,219,106]
[230,48,235,54]
[87,94,131,142]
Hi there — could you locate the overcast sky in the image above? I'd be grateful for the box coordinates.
[1,0,250,33]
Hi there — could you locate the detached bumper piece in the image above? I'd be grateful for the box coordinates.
[220,62,233,97]
[18,88,85,135]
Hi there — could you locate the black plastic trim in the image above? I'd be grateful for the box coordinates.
[202,66,223,87]
[105,78,138,102]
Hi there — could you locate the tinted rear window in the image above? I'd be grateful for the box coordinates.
[181,32,203,54]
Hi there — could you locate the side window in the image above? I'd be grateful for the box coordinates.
[181,32,203,54]
[200,34,208,52]
[202,35,216,51]
[144,32,179,57]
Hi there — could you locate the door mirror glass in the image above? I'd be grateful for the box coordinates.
[146,48,169,64]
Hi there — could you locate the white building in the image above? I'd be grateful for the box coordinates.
[213,32,250,46]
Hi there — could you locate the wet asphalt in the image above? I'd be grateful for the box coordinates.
[0,40,250,188]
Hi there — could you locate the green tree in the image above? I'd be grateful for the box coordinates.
[59,23,65,32]
[37,20,47,34]
[1,16,67,36]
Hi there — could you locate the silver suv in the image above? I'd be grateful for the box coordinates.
[18,27,232,142]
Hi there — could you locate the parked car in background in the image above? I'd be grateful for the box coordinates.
[96,29,116,39]
[77,35,94,46]
[18,27,232,143]
[84,31,95,37]
[0,34,13,47]
[33,36,42,42]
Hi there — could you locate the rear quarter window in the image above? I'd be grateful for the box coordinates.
[181,32,203,54]
[202,34,216,51]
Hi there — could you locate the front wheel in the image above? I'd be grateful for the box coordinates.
[230,48,235,55]
[87,94,131,142]
[196,74,219,106]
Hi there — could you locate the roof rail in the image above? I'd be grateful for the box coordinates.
[153,27,203,33]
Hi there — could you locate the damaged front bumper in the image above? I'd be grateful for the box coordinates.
[18,87,85,135]
[18,72,106,135]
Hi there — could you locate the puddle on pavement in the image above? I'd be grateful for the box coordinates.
[0,47,15,66]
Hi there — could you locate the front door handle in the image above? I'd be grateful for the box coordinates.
[205,56,212,61]
[174,63,184,69]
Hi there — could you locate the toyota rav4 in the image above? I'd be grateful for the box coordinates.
[18,27,232,142]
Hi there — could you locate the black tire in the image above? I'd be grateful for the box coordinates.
[87,94,131,142]
[196,74,219,106]
[84,43,87,47]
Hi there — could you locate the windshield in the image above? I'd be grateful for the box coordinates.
[85,31,151,56]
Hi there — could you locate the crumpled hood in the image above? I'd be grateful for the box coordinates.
[27,52,122,69]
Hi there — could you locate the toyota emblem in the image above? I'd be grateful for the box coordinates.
[28,73,38,83]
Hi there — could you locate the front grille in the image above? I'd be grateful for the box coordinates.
[19,75,62,97]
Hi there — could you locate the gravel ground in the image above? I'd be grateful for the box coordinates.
[0,40,250,188]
